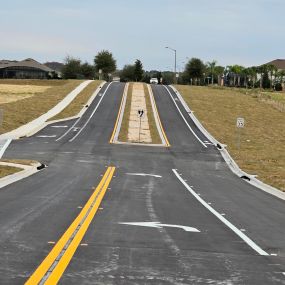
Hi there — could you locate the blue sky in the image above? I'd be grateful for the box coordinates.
[0,0,284,70]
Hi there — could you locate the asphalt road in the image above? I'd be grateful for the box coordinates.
[0,82,284,284]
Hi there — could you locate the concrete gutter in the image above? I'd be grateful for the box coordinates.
[170,85,285,201]
[0,161,41,189]
[0,80,93,140]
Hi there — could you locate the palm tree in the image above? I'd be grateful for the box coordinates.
[266,64,277,89]
[207,60,217,85]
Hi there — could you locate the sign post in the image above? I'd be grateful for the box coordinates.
[0,109,3,131]
[236,117,245,152]
[137,109,144,143]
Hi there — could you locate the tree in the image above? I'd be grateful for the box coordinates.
[62,56,82,79]
[134,59,144,82]
[184,58,205,85]
[81,62,94,79]
[94,50,116,80]
[207,60,217,84]
[266,64,277,89]
[120,64,136,82]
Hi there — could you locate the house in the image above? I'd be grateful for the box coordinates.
[0,58,55,79]
[265,59,285,71]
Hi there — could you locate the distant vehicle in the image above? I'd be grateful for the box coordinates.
[150,78,159,84]
[112,76,120,82]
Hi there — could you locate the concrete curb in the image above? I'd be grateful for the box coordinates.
[0,80,93,140]
[170,85,285,201]
[148,84,170,147]
[111,83,129,144]
[111,83,167,147]
[37,81,107,126]
[0,162,41,189]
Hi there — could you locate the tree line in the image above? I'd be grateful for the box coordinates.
[61,51,285,90]
[62,50,116,80]
[181,58,285,91]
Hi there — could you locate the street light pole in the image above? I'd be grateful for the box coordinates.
[165,46,177,84]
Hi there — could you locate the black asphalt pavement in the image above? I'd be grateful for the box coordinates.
[0,82,284,284]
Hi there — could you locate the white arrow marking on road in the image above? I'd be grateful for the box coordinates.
[126,173,162,178]
[51,125,68,128]
[119,222,200,232]
[36,135,57,138]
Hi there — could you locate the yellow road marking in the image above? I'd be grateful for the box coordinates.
[25,166,115,285]
[110,83,129,143]
[148,85,170,147]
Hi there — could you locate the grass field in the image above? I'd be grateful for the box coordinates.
[175,85,285,191]
[0,84,50,104]
[0,79,84,134]
[118,83,133,141]
[49,80,102,121]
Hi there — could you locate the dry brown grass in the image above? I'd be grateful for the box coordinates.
[175,85,285,191]
[118,83,133,141]
[0,80,84,134]
[0,79,63,86]
[0,159,38,166]
[143,83,162,144]
[0,84,51,104]
[49,80,102,121]
[0,165,22,178]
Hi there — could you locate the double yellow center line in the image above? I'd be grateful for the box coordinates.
[25,166,116,285]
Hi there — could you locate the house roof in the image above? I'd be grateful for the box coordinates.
[0,58,53,72]
[266,59,285,70]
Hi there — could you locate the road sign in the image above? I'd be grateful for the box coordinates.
[137,109,144,118]
[119,222,200,232]
[236,117,245,128]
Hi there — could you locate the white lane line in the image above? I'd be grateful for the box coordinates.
[126,173,162,178]
[69,83,112,142]
[51,125,68,128]
[36,135,57,138]
[172,169,269,256]
[56,83,111,142]
[163,86,207,148]
[0,139,12,159]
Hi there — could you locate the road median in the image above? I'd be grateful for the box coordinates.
[110,83,169,147]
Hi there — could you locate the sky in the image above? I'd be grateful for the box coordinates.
[0,0,284,71]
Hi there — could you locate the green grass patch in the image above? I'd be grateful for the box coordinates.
[0,80,84,134]
[176,85,285,191]
[118,83,133,141]
[49,80,102,121]
[143,83,162,144]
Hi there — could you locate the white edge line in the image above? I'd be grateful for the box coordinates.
[172,169,269,256]
[0,139,12,159]
[147,84,167,146]
[112,83,129,143]
[163,86,207,148]
[69,82,112,142]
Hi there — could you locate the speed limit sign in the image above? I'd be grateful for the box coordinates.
[236,117,245,128]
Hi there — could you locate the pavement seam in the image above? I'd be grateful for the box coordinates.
[25,166,115,285]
